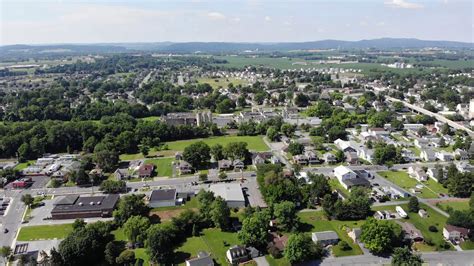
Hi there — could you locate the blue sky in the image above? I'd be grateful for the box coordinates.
[0,0,472,45]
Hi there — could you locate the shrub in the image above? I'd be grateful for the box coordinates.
[428,225,438,232]
[338,240,352,251]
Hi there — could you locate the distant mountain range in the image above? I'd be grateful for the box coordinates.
[1,38,472,57]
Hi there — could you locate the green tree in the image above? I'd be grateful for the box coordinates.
[238,210,270,249]
[408,197,419,213]
[146,223,178,264]
[223,142,249,160]
[294,93,310,107]
[116,250,136,265]
[20,194,34,207]
[287,142,304,156]
[123,216,151,244]
[197,190,216,225]
[335,150,345,163]
[391,247,423,266]
[100,180,127,194]
[284,234,323,264]
[210,197,231,229]
[0,246,12,265]
[360,218,402,254]
[210,144,224,161]
[281,124,296,138]
[216,99,236,114]
[266,126,279,142]
[104,241,125,265]
[72,219,86,230]
[140,145,150,158]
[274,201,299,231]
[183,141,211,169]
[113,194,150,225]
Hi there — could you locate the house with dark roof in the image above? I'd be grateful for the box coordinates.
[138,164,154,178]
[443,225,470,241]
[185,251,214,266]
[149,189,177,208]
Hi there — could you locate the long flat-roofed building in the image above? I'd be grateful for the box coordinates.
[209,183,245,208]
[51,194,119,219]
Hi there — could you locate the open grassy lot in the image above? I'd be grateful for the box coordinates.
[197,77,248,89]
[378,171,439,199]
[400,204,452,252]
[460,240,474,250]
[298,211,364,257]
[17,224,73,241]
[145,157,174,177]
[14,160,36,170]
[165,135,269,151]
[436,200,470,212]
[328,178,350,198]
[175,228,240,265]
[266,255,291,266]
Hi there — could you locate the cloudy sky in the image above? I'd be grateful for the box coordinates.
[0,0,472,45]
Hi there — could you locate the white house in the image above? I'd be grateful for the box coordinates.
[408,166,428,182]
[426,168,442,182]
[334,166,357,183]
[435,152,454,161]
[414,138,429,149]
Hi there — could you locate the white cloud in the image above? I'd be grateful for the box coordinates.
[377,21,386,26]
[385,0,424,9]
[264,16,271,22]
[207,12,226,20]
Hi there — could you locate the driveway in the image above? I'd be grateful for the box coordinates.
[253,256,269,266]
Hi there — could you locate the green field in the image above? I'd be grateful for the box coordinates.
[460,240,474,250]
[378,171,439,198]
[145,157,174,177]
[436,201,470,212]
[197,77,248,89]
[176,228,240,265]
[165,135,269,152]
[17,224,73,241]
[298,211,364,257]
[14,160,36,170]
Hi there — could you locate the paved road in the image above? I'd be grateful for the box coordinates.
[387,96,474,137]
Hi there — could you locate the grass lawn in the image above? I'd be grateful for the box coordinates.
[409,147,421,157]
[165,135,269,152]
[134,248,150,266]
[328,178,350,198]
[298,211,364,257]
[14,160,36,170]
[150,197,198,212]
[266,255,291,266]
[197,77,248,89]
[112,227,127,242]
[460,240,474,250]
[139,116,161,122]
[145,157,174,177]
[175,228,240,265]
[378,171,439,199]
[436,201,470,212]
[399,204,452,252]
[17,224,73,241]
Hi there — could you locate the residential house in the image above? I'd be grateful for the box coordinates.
[396,206,408,218]
[435,152,454,162]
[293,154,309,165]
[138,164,154,178]
[267,233,289,255]
[397,222,424,242]
[233,159,245,171]
[312,231,339,246]
[408,166,428,182]
[420,149,436,162]
[179,161,193,175]
[368,128,390,137]
[114,169,130,180]
[226,246,249,265]
[185,251,214,266]
[334,139,356,153]
[453,149,469,160]
[358,148,374,163]
[251,152,273,166]
[323,153,337,164]
[426,168,442,182]
[218,159,233,171]
[443,225,470,242]
[305,150,319,164]
[345,151,359,165]
[148,189,177,208]
[334,166,357,182]
[456,161,474,173]
[414,138,429,149]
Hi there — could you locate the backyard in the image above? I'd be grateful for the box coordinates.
[145,157,174,178]
[17,224,73,241]
[378,170,441,199]
[298,211,364,257]
[436,200,470,212]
